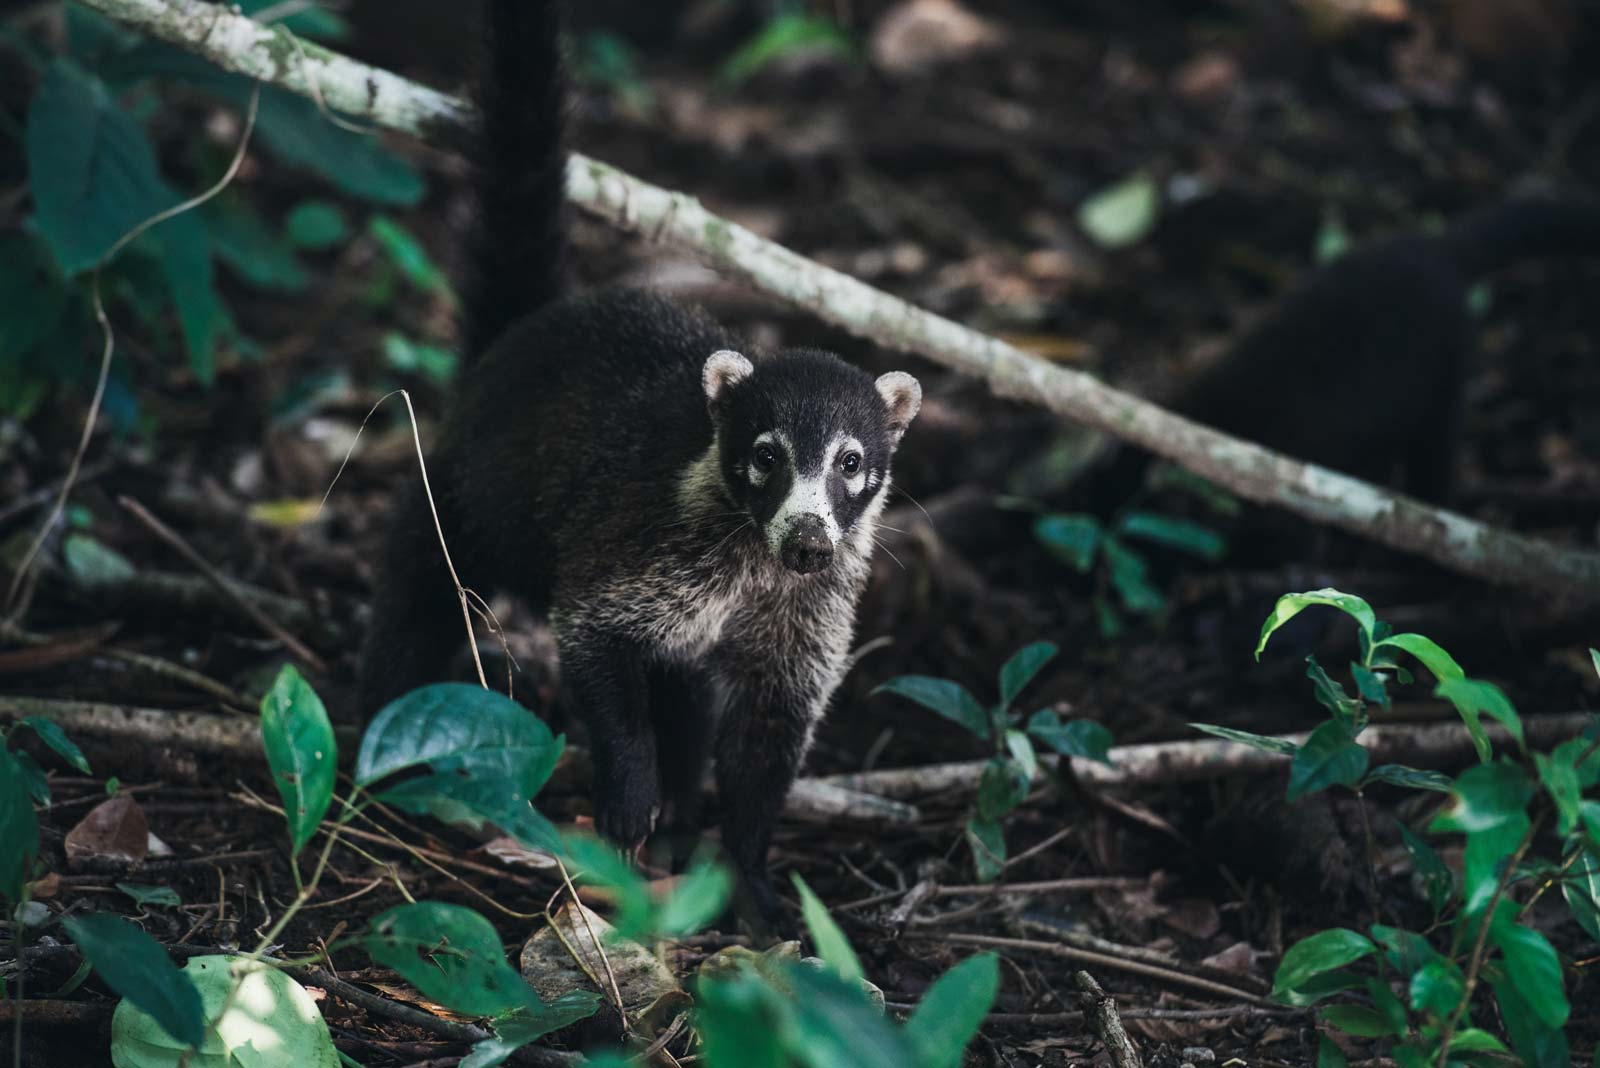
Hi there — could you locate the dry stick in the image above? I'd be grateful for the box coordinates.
[925,933,1272,1005]
[809,712,1600,798]
[1075,971,1142,1068]
[66,0,1600,595]
[2,80,261,620]
[116,496,328,673]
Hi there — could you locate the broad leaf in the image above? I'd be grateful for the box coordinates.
[1434,678,1524,762]
[1027,709,1113,764]
[998,642,1057,712]
[873,676,989,740]
[1306,657,1364,733]
[206,194,310,292]
[792,873,863,983]
[1317,1035,1348,1068]
[1535,736,1598,836]
[655,860,733,939]
[245,86,424,206]
[1430,761,1533,834]
[0,746,40,904]
[1319,1004,1399,1038]
[64,914,206,1050]
[904,953,999,1068]
[777,963,917,1068]
[17,717,90,774]
[1562,845,1600,944]
[1370,923,1441,977]
[1375,633,1465,683]
[365,902,539,1016]
[1077,170,1159,249]
[1398,823,1455,915]
[356,683,561,788]
[1115,510,1225,561]
[1271,929,1375,1002]
[286,200,349,248]
[1494,978,1570,1068]
[1189,723,1299,756]
[111,954,336,1068]
[1256,589,1376,661]
[965,815,1006,883]
[976,758,1030,821]
[1492,923,1569,1029]
[1004,729,1038,780]
[1287,720,1368,802]
[1102,536,1165,615]
[260,664,337,858]
[1409,957,1464,1016]
[694,972,788,1068]
[1350,663,1390,710]
[1033,514,1100,573]
[459,994,603,1068]
[561,834,656,939]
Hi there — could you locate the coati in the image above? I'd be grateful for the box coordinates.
[1097,194,1600,506]
[356,0,921,923]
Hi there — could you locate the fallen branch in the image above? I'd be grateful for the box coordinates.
[70,0,1600,594]
[808,712,1598,798]
[1075,971,1143,1068]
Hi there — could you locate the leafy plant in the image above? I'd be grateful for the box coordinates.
[719,10,855,85]
[875,642,1112,880]
[1204,589,1600,1066]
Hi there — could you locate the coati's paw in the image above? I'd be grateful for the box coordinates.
[594,783,659,848]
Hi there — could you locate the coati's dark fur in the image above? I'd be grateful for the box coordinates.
[357,0,920,923]
[1099,194,1600,505]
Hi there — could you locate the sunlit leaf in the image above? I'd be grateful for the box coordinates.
[1077,170,1159,250]
[655,860,733,940]
[792,873,863,983]
[1433,678,1524,763]
[1376,633,1465,684]
[1271,929,1375,1002]
[259,664,336,857]
[904,953,999,1068]
[1256,589,1376,661]
[1409,957,1464,1016]
[719,13,853,85]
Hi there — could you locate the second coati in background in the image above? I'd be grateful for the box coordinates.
[1094,193,1600,506]
[356,0,921,923]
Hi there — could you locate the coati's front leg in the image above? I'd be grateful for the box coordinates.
[648,664,716,852]
[561,631,659,847]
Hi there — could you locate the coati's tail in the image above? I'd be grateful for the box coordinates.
[462,0,569,363]
[1446,193,1600,278]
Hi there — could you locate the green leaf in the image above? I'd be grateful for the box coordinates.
[1271,929,1375,1002]
[64,914,206,1049]
[248,87,423,205]
[1350,663,1390,710]
[17,717,91,774]
[1370,924,1441,977]
[1584,800,1600,848]
[369,215,448,292]
[561,834,657,939]
[287,200,350,249]
[694,972,788,1068]
[719,13,854,85]
[116,882,182,909]
[777,963,917,1068]
[1430,761,1533,834]
[206,194,309,291]
[903,953,999,1068]
[0,746,41,904]
[1102,536,1165,615]
[1402,822,1457,917]
[27,60,172,274]
[1461,819,1529,917]
[260,664,337,858]
[1256,589,1376,661]
[1449,1029,1508,1054]
[873,676,990,740]
[1316,1034,1348,1068]
[1115,510,1225,561]
[965,814,1006,883]
[1433,678,1524,762]
[998,641,1057,712]
[150,207,222,383]
[792,873,863,983]
[111,954,337,1068]
[383,332,458,385]
[975,758,1030,821]
[1189,723,1299,756]
[1306,657,1364,732]
[1004,729,1038,780]
[1493,978,1570,1068]
[1534,736,1596,836]
[1364,764,1452,793]
[1561,844,1600,944]
[13,751,51,808]
[1027,709,1113,764]
[63,533,135,586]
[1319,1004,1399,1038]
[654,860,733,939]
[1408,958,1464,1016]
[459,994,602,1068]
[1374,633,1465,683]
[1033,514,1100,573]
[1492,923,1569,1029]
[365,902,539,1016]
[1287,720,1369,802]
[1077,170,1160,250]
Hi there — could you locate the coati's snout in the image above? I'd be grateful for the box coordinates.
[780,515,834,574]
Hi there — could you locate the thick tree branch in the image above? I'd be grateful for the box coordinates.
[74,0,1600,594]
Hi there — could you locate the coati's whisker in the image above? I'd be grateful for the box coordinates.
[871,534,905,571]
[894,486,936,530]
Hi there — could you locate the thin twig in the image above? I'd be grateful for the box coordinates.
[1075,971,1142,1068]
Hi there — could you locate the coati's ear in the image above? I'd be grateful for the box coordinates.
[703,350,754,414]
[875,371,922,446]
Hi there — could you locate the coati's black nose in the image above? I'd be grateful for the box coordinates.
[780,516,834,574]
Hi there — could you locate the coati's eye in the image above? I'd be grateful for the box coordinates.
[753,443,778,472]
[840,452,862,475]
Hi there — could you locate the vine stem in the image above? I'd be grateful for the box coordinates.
[1432,814,1543,1068]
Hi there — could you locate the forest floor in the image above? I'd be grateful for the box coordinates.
[4,0,1600,1064]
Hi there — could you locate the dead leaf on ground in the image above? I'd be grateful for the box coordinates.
[65,795,149,869]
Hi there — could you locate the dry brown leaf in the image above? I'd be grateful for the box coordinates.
[65,795,149,868]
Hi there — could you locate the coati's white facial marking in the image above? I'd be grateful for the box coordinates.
[748,430,784,488]
[766,431,853,559]
[837,435,867,497]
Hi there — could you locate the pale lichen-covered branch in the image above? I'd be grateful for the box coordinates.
[73,0,1600,595]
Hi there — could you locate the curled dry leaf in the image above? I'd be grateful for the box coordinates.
[64,794,149,868]
[520,901,689,1030]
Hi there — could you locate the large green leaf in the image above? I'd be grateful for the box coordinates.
[1375,633,1464,683]
[1433,678,1524,762]
[1494,978,1569,1068]
[458,994,602,1068]
[1033,514,1100,573]
[561,833,657,939]
[1492,923,1569,1030]
[1255,589,1376,661]
[792,873,863,983]
[0,746,41,904]
[27,60,171,274]
[205,195,310,292]
[259,664,337,858]
[1287,720,1368,802]
[355,683,562,794]
[1430,761,1533,834]
[1271,929,1375,1002]
[1027,709,1113,764]
[1369,923,1441,978]
[776,964,916,1068]
[997,641,1057,712]
[1563,845,1600,944]
[111,954,337,1068]
[244,87,423,206]
[64,914,206,1050]
[17,716,91,774]
[904,953,998,1068]
[149,208,222,384]
[365,902,539,1016]
[1077,170,1159,250]
[654,860,733,939]
[1408,957,1464,1016]
[694,972,788,1068]
[1115,510,1225,561]
[1534,736,1599,836]
[965,814,1006,883]
[872,676,990,739]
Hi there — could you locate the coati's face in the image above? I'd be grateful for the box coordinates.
[703,348,921,575]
